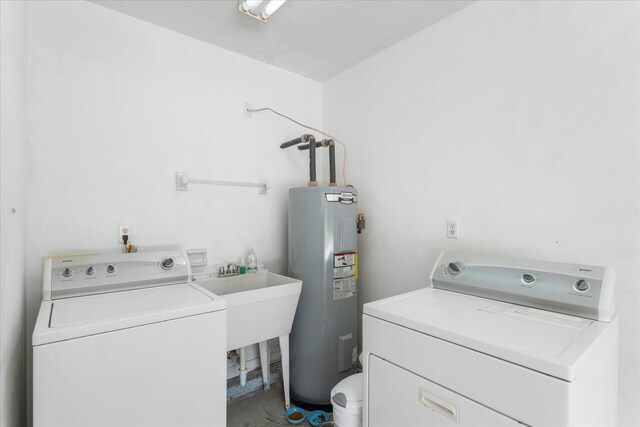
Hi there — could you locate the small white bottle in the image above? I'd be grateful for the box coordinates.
[247,249,257,274]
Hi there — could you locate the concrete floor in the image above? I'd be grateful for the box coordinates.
[227,381,291,427]
[227,381,333,427]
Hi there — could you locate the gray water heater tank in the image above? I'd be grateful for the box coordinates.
[288,186,358,406]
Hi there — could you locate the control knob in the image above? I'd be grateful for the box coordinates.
[521,273,535,284]
[575,279,590,292]
[446,261,465,275]
[160,258,175,271]
[85,266,96,276]
[61,267,72,278]
[106,264,116,274]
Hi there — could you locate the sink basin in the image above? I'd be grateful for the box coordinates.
[194,270,302,409]
[194,271,302,351]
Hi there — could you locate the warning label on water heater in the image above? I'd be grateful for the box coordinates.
[333,252,357,300]
[334,252,356,268]
[333,277,356,300]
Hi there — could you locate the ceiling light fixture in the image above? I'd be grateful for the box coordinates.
[238,0,286,23]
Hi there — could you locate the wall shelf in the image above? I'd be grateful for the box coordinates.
[175,172,268,194]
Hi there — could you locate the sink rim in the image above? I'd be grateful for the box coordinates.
[193,271,302,308]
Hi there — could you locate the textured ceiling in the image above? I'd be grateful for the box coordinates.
[91,0,473,82]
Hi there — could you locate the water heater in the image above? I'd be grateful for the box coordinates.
[289,186,358,406]
[280,134,359,407]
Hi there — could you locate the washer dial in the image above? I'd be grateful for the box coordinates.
[160,258,175,271]
[574,279,590,292]
[446,261,465,275]
[61,267,72,278]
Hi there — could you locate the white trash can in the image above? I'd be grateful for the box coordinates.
[330,373,363,427]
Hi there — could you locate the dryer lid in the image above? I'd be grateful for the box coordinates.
[363,287,615,381]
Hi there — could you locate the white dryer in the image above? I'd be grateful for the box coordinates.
[32,249,227,427]
[363,252,618,427]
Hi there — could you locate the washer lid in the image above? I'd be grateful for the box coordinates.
[33,283,226,346]
[363,288,614,381]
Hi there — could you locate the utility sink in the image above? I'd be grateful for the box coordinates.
[194,271,302,351]
[195,270,301,408]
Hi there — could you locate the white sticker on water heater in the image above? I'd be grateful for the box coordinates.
[335,265,356,276]
[334,252,356,268]
[333,277,356,300]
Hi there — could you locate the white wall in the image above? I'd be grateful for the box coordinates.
[0,1,28,426]
[22,1,640,425]
[324,1,639,425]
[25,0,322,421]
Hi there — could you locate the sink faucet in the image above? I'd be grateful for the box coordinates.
[218,263,239,278]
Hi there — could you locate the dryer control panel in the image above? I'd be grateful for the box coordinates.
[431,252,615,322]
[43,250,190,300]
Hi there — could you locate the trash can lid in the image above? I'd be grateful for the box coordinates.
[330,373,363,410]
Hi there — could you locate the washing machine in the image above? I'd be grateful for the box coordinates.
[363,252,618,427]
[32,249,227,427]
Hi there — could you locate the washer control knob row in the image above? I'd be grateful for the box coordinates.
[106,264,116,274]
[61,267,72,278]
[447,261,465,275]
[85,266,96,276]
[575,279,590,292]
[161,258,175,271]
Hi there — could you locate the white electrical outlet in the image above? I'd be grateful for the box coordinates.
[119,225,131,243]
[244,102,252,118]
[447,219,459,239]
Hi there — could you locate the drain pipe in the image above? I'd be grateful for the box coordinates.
[229,348,248,386]
[239,347,247,386]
